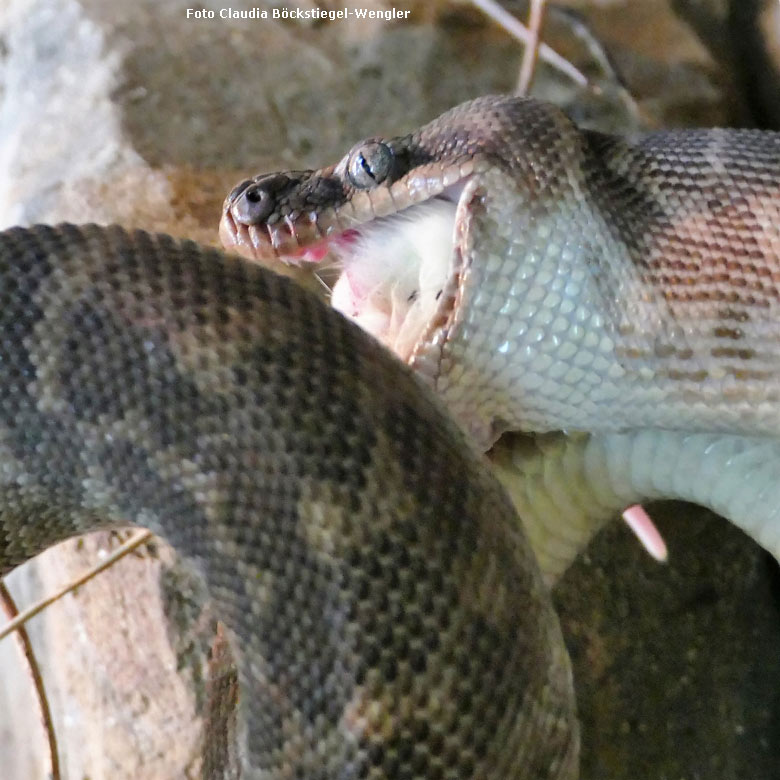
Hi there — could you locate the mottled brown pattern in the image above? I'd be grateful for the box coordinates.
[0,224,577,778]
[584,127,780,305]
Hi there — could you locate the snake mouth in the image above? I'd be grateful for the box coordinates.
[220,181,469,370]
[219,203,361,266]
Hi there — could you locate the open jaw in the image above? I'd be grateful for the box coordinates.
[220,179,470,366]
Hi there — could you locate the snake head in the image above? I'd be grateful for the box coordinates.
[220,95,579,446]
[219,96,550,337]
[218,93,572,261]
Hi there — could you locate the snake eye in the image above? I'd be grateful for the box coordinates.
[347,141,394,189]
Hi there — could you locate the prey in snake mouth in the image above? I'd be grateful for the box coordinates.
[219,110,496,366]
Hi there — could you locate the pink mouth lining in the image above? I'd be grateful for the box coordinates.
[287,229,360,264]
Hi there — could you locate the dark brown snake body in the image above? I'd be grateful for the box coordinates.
[0,223,577,778]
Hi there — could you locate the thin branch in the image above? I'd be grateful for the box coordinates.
[0,581,61,780]
[0,529,154,642]
[469,0,593,92]
[547,5,647,125]
[517,0,548,94]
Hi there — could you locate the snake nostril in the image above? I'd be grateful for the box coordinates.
[231,182,274,225]
[227,179,253,203]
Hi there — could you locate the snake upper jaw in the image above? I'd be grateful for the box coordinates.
[219,184,357,267]
[219,207,346,267]
[219,169,476,358]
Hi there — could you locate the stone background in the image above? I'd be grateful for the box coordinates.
[0,1,777,778]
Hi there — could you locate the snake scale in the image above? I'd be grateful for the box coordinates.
[3,94,780,778]
[221,95,780,578]
[0,223,576,778]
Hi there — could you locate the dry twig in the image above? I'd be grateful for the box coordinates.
[469,0,591,91]
[0,581,61,780]
[0,529,154,642]
[516,0,548,94]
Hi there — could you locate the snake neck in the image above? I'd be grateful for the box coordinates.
[491,430,780,583]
